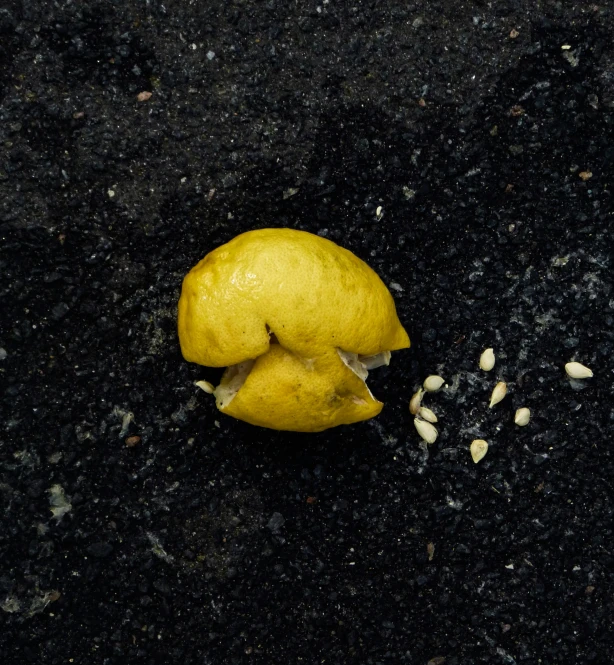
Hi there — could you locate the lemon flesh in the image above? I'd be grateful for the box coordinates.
[177,228,410,432]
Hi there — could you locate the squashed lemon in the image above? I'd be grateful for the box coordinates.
[177,228,410,431]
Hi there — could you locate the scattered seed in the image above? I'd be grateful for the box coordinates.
[509,28,520,39]
[418,407,438,423]
[514,407,531,426]
[195,380,215,394]
[409,389,424,415]
[565,362,593,379]
[489,381,507,408]
[479,348,495,371]
[137,90,153,102]
[282,187,300,200]
[470,439,488,463]
[579,170,593,181]
[427,658,446,665]
[423,375,445,392]
[125,435,141,447]
[414,417,438,444]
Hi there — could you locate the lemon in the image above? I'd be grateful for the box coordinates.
[178,228,410,431]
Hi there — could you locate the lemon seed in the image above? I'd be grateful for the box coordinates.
[514,407,531,426]
[423,375,445,392]
[409,389,424,415]
[479,348,495,371]
[195,380,215,394]
[418,407,438,423]
[414,418,438,444]
[470,439,488,463]
[565,362,593,379]
[489,381,507,408]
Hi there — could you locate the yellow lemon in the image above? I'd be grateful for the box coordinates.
[177,228,410,431]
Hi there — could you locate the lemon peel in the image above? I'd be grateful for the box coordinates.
[177,228,410,431]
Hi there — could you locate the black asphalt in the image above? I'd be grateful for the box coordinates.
[2,2,613,663]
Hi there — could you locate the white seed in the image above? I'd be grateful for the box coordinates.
[489,381,507,408]
[423,375,445,392]
[195,380,215,394]
[514,407,531,426]
[565,362,593,379]
[418,407,438,423]
[414,418,438,444]
[470,439,488,463]
[409,389,424,415]
[479,348,495,371]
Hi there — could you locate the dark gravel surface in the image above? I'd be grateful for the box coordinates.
[2,1,614,664]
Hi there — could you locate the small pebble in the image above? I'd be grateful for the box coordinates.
[470,439,488,463]
[489,381,507,408]
[414,418,438,444]
[423,375,445,392]
[565,362,593,379]
[267,512,285,532]
[479,348,495,371]
[514,407,531,426]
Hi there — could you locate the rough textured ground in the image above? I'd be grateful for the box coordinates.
[2,1,614,663]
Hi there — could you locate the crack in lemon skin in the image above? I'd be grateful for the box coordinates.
[177,228,410,432]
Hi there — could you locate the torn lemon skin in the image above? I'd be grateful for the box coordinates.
[178,228,410,432]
